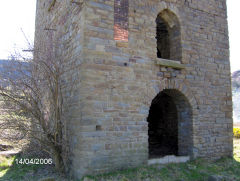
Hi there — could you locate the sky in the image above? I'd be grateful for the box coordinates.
[227,0,240,72]
[0,0,36,59]
[0,0,239,72]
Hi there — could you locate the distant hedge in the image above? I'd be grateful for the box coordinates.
[233,128,240,138]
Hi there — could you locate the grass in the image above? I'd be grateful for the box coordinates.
[87,158,240,181]
[86,139,240,181]
[0,155,44,181]
[0,139,240,181]
[87,161,239,181]
[0,155,15,177]
[0,154,67,181]
[234,138,240,162]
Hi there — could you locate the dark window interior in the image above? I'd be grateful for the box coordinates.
[156,16,170,59]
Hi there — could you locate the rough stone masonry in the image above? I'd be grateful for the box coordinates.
[34,0,233,179]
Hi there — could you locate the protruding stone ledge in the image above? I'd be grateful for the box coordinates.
[116,41,128,48]
[155,58,185,69]
[148,155,190,165]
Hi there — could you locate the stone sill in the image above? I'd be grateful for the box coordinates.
[116,41,128,48]
[155,58,185,69]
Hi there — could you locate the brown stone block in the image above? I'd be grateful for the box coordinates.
[84,64,113,72]
[105,144,111,150]
[116,41,128,48]
[225,112,232,118]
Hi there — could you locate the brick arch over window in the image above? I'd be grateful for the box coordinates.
[151,2,183,26]
[156,9,181,61]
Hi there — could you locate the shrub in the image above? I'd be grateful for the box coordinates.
[233,128,240,138]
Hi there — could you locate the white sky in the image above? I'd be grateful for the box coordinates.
[0,0,239,72]
[0,0,36,59]
[227,0,240,72]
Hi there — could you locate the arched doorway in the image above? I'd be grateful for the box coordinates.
[147,89,192,159]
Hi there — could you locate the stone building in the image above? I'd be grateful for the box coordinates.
[34,0,233,179]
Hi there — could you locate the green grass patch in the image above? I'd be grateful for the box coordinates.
[84,139,240,181]
[87,157,240,181]
[1,139,240,181]
[0,155,44,181]
[234,138,240,162]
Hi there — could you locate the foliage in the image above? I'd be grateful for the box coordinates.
[233,128,240,139]
[0,35,75,174]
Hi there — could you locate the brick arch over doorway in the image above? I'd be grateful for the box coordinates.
[147,89,193,158]
[143,79,198,158]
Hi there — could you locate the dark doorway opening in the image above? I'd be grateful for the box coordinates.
[147,89,192,159]
[148,91,178,158]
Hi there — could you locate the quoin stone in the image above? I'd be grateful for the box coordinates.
[34,0,233,179]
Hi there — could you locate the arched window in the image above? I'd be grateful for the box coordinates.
[156,10,181,61]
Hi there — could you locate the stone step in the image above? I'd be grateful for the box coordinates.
[148,155,190,165]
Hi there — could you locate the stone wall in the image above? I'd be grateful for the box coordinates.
[35,0,233,179]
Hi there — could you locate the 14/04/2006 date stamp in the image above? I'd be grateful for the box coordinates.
[15,158,53,165]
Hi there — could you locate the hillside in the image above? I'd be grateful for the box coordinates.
[232,70,240,123]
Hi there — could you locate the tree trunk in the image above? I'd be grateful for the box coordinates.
[52,146,65,173]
